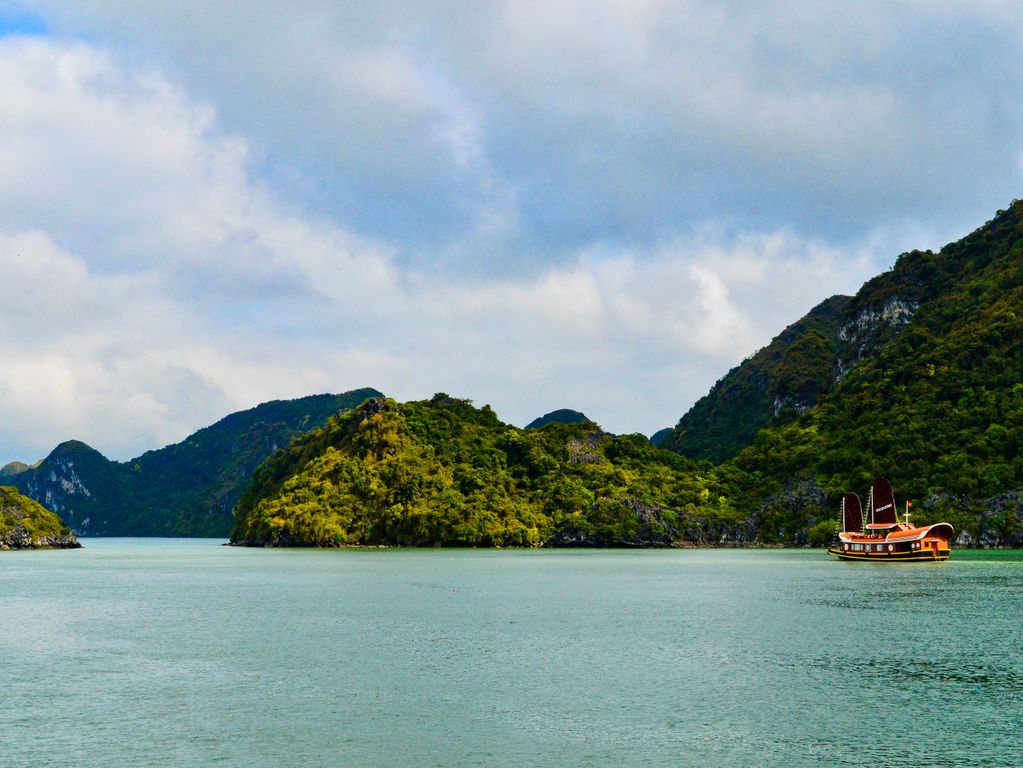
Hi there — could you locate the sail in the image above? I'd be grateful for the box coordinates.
[871,477,898,525]
[842,492,863,533]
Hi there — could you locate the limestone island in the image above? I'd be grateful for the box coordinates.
[0,486,81,549]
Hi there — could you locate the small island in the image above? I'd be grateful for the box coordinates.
[0,486,81,549]
[230,394,751,548]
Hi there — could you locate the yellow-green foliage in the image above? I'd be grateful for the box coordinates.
[0,485,70,540]
[232,395,746,546]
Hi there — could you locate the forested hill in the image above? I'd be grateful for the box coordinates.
[231,394,752,547]
[8,389,381,536]
[0,486,79,549]
[727,201,1023,545]
[660,295,850,462]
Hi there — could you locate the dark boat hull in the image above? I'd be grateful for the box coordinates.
[826,546,950,562]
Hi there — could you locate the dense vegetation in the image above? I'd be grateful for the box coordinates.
[9,389,381,536]
[0,486,79,548]
[720,202,1023,543]
[660,296,850,462]
[232,394,750,547]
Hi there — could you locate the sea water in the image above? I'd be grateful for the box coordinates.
[1,540,1020,767]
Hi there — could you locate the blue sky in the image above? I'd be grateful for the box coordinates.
[2,1,1022,463]
[0,8,45,36]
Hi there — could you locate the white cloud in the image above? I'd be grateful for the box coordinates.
[2,5,1016,463]
[27,0,1023,259]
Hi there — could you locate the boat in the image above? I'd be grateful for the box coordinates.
[826,478,953,562]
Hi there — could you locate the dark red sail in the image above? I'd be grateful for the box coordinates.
[871,477,898,525]
[842,492,863,533]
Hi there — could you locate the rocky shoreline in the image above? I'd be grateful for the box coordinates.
[0,527,81,550]
[227,489,1023,550]
[1,485,82,550]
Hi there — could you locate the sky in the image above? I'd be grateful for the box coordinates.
[2,1,1022,464]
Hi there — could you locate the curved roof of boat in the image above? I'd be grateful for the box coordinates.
[885,522,955,542]
[837,531,877,542]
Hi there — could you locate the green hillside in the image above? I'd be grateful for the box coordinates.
[231,394,749,547]
[13,389,381,536]
[0,486,80,549]
[728,201,1023,544]
[660,295,850,462]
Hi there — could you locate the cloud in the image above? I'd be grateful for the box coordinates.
[27,0,1023,264]
[2,5,1021,463]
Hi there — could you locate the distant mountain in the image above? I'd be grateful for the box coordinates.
[649,428,673,447]
[526,409,590,429]
[0,485,79,549]
[231,394,749,547]
[0,461,33,480]
[660,295,850,462]
[12,389,382,536]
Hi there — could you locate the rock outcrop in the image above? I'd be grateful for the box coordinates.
[0,486,81,549]
[835,294,919,380]
[0,526,81,549]
[543,497,760,548]
[919,490,1023,548]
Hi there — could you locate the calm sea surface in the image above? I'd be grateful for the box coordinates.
[2,540,1021,767]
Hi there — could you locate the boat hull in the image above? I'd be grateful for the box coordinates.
[827,546,949,562]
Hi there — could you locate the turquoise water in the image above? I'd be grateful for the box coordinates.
[2,541,1021,767]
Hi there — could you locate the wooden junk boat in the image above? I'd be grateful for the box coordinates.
[827,478,953,562]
